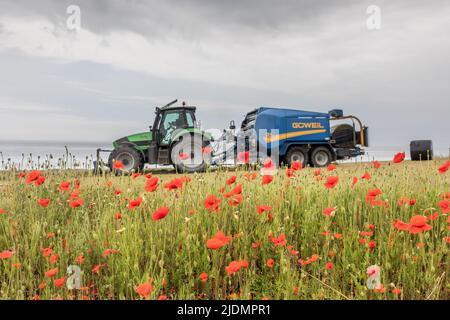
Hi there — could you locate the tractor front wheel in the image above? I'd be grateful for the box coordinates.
[108,146,143,174]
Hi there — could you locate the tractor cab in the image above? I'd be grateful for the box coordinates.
[147,100,201,165]
[151,100,198,146]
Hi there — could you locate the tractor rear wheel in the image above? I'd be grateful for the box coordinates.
[285,146,308,168]
[310,146,333,167]
[170,136,210,173]
[108,146,143,174]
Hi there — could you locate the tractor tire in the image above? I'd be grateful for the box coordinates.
[108,146,143,174]
[285,146,308,168]
[170,135,210,173]
[310,146,333,167]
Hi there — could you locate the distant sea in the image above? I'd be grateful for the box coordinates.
[0,140,448,170]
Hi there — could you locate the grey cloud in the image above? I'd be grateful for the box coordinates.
[0,0,449,150]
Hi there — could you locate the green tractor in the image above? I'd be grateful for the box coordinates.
[97,100,212,174]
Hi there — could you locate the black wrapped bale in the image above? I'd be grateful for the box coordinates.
[410,140,433,161]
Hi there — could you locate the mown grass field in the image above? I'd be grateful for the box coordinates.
[0,159,449,300]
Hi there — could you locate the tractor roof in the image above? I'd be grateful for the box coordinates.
[158,105,197,112]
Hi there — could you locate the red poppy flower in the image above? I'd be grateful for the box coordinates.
[360,231,373,237]
[374,284,386,293]
[325,262,334,270]
[164,178,183,190]
[394,215,432,234]
[426,211,439,221]
[368,241,377,249]
[69,190,80,199]
[25,170,41,184]
[92,263,106,274]
[226,175,237,186]
[179,152,189,160]
[102,248,119,257]
[152,207,170,221]
[393,219,410,231]
[45,268,58,277]
[271,233,287,247]
[0,250,14,259]
[113,160,125,169]
[228,195,242,206]
[131,173,141,179]
[69,198,84,208]
[158,295,167,300]
[45,253,57,265]
[237,151,250,164]
[263,158,275,169]
[409,215,432,234]
[135,282,153,299]
[324,176,339,189]
[114,212,122,220]
[261,175,273,185]
[34,175,46,186]
[393,152,405,163]
[206,231,231,249]
[323,207,336,217]
[266,258,275,268]
[128,197,143,210]
[300,254,319,266]
[373,160,381,169]
[199,272,208,282]
[352,176,358,187]
[232,184,242,195]
[145,176,159,192]
[314,169,322,176]
[361,172,371,180]
[225,260,248,275]
[41,247,53,257]
[438,161,450,173]
[204,194,221,212]
[327,164,336,171]
[257,205,272,214]
[37,199,50,208]
[365,188,382,202]
[438,200,449,213]
[291,161,302,171]
[54,276,66,287]
[114,188,122,195]
[75,255,85,264]
[59,181,71,191]
[0,208,6,215]
[392,288,402,295]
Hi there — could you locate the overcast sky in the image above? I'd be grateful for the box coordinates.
[0,0,449,148]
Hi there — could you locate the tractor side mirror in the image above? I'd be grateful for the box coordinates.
[229,120,236,130]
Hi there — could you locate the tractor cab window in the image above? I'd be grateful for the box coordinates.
[160,111,186,145]
[186,111,195,127]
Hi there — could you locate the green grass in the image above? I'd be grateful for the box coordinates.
[0,160,449,300]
